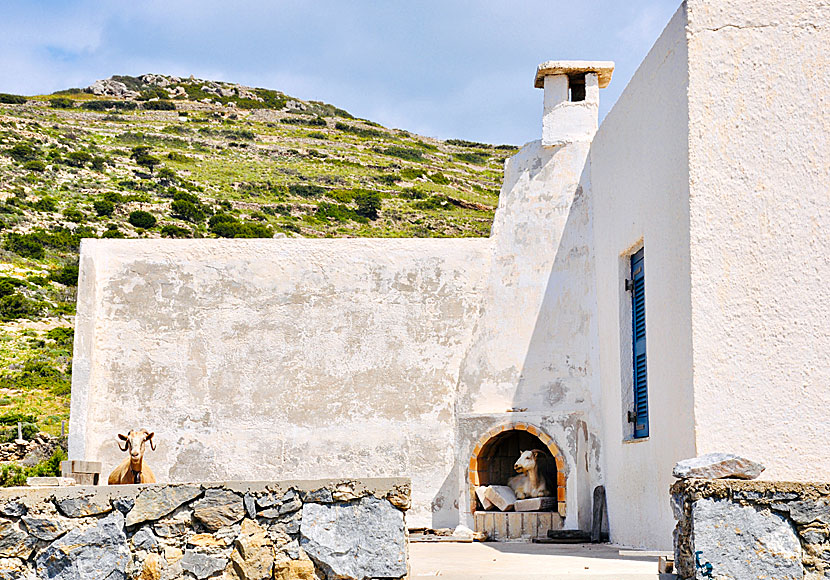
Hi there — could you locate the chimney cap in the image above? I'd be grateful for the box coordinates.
[534,60,615,89]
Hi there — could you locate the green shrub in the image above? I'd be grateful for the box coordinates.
[307,132,327,140]
[6,143,38,162]
[91,156,107,171]
[142,100,176,111]
[495,144,518,151]
[3,233,45,258]
[0,422,39,444]
[0,94,26,105]
[428,172,450,185]
[0,294,41,319]
[160,224,191,238]
[400,168,426,181]
[288,184,326,198]
[454,152,489,165]
[0,412,37,426]
[63,208,85,223]
[50,264,79,286]
[128,210,157,229]
[0,280,15,297]
[413,195,448,210]
[47,326,73,347]
[209,215,274,238]
[23,160,45,172]
[93,199,115,216]
[166,151,192,163]
[101,225,124,238]
[81,100,137,111]
[49,97,75,109]
[63,151,93,167]
[446,139,492,149]
[171,200,205,223]
[334,122,383,139]
[32,197,57,212]
[374,146,423,161]
[0,448,67,487]
[102,191,123,203]
[314,203,366,224]
[280,116,327,127]
[354,191,382,220]
[137,87,169,101]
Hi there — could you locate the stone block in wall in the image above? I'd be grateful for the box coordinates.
[671,478,830,580]
[192,488,245,531]
[126,485,202,526]
[300,495,407,580]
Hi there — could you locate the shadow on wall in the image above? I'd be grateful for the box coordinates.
[433,462,460,529]
[510,155,601,532]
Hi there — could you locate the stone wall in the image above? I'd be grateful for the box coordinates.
[0,478,410,580]
[672,478,830,580]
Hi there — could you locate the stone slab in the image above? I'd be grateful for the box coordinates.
[475,486,494,510]
[26,477,75,487]
[672,453,764,480]
[515,497,557,512]
[484,486,517,512]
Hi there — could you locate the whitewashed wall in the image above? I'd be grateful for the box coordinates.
[70,238,490,528]
[590,4,696,550]
[686,0,830,480]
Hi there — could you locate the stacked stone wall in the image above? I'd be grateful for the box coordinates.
[0,478,410,580]
[672,478,830,579]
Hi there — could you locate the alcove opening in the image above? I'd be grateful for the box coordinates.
[569,73,586,101]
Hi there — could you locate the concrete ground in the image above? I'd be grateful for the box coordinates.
[409,542,676,580]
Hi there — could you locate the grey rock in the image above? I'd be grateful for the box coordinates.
[131,527,159,551]
[35,510,129,580]
[279,495,302,515]
[302,488,333,503]
[243,493,257,519]
[691,498,802,580]
[180,550,227,579]
[56,495,113,518]
[258,508,281,519]
[672,453,765,480]
[126,485,202,526]
[21,516,69,541]
[112,497,134,514]
[301,496,406,580]
[153,518,190,538]
[774,492,801,502]
[192,488,244,531]
[256,493,278,509]
[0,501,25,517]
[788,501,830,525]
[801,527,827,544]
[0,520,36,558]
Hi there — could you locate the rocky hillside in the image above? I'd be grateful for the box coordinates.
[0,74,516,444]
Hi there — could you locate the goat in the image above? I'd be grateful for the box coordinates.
[107,429,157,485]
[508,449,554,499]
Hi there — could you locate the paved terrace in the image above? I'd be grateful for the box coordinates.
[410,542,676,580]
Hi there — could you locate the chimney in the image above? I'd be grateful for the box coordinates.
[534,60,614,147]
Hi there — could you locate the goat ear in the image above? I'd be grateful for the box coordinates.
[118,433,128,441]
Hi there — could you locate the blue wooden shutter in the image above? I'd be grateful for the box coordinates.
[631,248,649,438]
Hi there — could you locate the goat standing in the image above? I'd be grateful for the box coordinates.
[107,429,157,485]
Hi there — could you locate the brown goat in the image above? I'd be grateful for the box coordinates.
[107,429,157,485]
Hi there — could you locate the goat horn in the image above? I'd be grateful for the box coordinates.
[147,432,156,451]
[118,440,129,452]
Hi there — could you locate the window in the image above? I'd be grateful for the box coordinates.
[630,248,648,438]
[568,74,586,102]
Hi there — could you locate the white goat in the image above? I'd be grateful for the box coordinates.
[508,449,553,499]
[108,429,157,485]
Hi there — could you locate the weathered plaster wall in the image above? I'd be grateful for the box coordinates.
[590,4,695,549]
[455,131,602,528]
[70,238,489,529]
[685,0,830,481]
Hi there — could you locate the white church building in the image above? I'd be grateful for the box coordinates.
[68,0,830,549]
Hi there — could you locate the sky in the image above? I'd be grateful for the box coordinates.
[0,0,681,145]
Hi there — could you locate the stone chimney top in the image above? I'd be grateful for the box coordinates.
[535,60,615,147]
[534,60,615,89]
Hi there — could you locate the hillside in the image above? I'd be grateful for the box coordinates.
[0,74,517,443]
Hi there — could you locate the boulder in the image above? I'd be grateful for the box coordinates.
[21,516,70,541]
[35,510,129,580]
[126,485,202,526]
[483,486,517,512]
[192,488,245,531]
[672,453,765,480]
[300,495,406,579]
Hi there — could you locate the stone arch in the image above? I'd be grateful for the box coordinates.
[468,422,566,516]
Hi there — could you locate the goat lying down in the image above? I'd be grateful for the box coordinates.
[108,429,157,485]
[508,449,554,499]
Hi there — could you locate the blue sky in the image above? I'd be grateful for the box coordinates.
[0,0,680,144]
